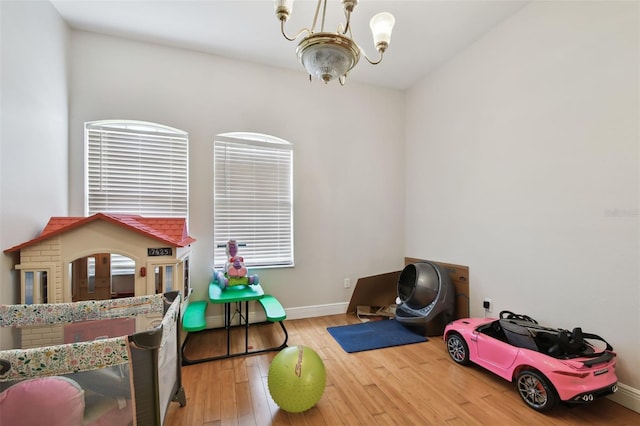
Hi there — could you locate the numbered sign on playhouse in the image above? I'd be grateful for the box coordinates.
[148,247,173,256]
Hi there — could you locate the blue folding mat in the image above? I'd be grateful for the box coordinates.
[326,319,427,353]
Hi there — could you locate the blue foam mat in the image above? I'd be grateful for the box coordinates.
[327,319,427,353]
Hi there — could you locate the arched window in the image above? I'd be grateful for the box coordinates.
[213,132,293,268]
[85,120,189,218]
[85,120,189,277]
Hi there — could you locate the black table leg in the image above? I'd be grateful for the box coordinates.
[244,301,250,353]
[225,302,230,356]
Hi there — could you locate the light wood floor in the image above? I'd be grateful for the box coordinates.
[165,314,639,425]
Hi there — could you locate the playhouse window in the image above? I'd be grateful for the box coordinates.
[155,265,175,294]
[23,270,48,304]
[183,257,190,297]
[213,132,294,268]
[165,265,173,292]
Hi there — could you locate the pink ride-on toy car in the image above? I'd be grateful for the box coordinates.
[443,311,618,412]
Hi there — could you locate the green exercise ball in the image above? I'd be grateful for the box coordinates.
[267,345,326,413]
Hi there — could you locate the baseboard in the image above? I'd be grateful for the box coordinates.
[608,382,640,414]
[283,302,348,320]
[202,301,348,329]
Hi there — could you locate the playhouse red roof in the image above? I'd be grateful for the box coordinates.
[4,214,196,253]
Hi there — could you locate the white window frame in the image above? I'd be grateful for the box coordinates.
[17,265,53,304]
[214,132,294,269]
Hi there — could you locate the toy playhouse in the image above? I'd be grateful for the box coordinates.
[4,213,195,310]
[1,214,197,424]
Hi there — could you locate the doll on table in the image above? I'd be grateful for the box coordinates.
[214,239,259,289]
[226,239,247,277]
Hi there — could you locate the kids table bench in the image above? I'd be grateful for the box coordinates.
[181,283,288,365]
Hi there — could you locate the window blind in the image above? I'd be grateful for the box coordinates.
[85,120,189,275]
[214,133,293,268]
[86,121,189,218]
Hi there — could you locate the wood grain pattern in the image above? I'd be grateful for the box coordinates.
[166,314,639,425]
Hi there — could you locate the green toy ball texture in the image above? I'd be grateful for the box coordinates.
[267,345,326,413]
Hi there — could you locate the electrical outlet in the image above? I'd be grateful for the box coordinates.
[344,278,351,288]
[483,298,492,313]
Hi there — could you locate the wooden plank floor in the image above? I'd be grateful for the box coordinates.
[166,314,640,425]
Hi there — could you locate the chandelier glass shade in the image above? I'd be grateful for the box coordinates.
[275,0,395,85]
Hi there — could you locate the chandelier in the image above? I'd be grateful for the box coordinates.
[274,0,395,85]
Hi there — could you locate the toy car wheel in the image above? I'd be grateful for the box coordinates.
[446,333,470,365]
[516,370,558,412]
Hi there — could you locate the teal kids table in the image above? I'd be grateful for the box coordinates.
[181,283,287,365]
[210,282,264,359]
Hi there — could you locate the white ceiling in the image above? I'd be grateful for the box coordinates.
[50,0,529,91]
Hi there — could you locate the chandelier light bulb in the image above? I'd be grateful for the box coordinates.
[342,0,358,13]
[370,12,395,52]
[275,0,294,21]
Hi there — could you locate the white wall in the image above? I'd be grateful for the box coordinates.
[0,1,69,346]
[3,0,637,409]
[405,0,639,392]
[67,32,406,312]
